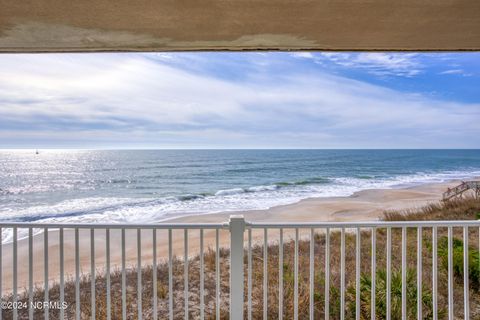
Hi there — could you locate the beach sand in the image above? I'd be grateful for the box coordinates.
[0,179,469,293]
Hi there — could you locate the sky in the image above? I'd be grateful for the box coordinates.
[0,52,479,149]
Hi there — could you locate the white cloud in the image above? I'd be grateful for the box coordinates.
[0,54,478,148]
[318,52,423,77]
[290,52,314,59]
[439,69,472,76]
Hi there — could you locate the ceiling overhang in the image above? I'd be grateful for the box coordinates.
[1,0,479,52]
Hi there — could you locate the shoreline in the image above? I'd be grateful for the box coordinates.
[166,178,467,224]
[0,178,475,293]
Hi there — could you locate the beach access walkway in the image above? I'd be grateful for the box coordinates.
[442,181,480,201]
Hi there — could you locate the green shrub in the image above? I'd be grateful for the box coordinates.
[437,236,480,291]
[345,268,441,320]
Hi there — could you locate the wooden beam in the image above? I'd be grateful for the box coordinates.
[1,0,480,52]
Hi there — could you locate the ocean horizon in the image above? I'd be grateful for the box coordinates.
[1,149,479,236]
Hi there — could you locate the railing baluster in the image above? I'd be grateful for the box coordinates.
[263,228,268,320]
[152,229,157,320]
[168,229,173,320]
[463,227,469,319]
[432,227,438,320]
[106,229,111,320]
[310,228,314,320]
[75,228,80,320]
[137,229,142,320]
[371,227,376,320]
[402,227,406,319]
[386,227,391,320]
[200,229,204,320]
[448,227,453,320]
[121,229,126,320]
[294,228,299,320]
[13,227,17,320]
[60,228,64,320]
[184,229,189,320]
[356,227,360,320]
[216,229,220,320]
[279,228,283,320]
[44,228,49,320]
[229,216,245,320]
[91,229,95,320]
[28,228,33,320]
[248,228,252,320]
[340,228,345,320]
[325,228,330,320]
[417,227,422,320]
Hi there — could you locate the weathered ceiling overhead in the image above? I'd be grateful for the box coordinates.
[0,0,479,52]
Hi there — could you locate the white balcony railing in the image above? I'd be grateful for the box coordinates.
[0,217,479,319]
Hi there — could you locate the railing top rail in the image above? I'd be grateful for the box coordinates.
[0,222,229,229]
[1,219,479,229]
[248,220,480,228]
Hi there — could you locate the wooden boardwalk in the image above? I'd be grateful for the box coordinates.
[443,180,480,201]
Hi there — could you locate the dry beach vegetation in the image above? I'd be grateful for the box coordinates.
[2,197,480,319]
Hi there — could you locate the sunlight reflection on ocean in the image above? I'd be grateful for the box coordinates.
[1,149,479,240]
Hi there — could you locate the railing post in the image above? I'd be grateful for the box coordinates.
[229,215,246,320]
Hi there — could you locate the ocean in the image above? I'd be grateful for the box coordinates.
[0,149,479,238]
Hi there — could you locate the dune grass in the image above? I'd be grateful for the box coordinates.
[2,197,480,319]
[383,196,480,221]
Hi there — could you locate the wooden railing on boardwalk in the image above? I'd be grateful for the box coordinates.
[443,181,480,201]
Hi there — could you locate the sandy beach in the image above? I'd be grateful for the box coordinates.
[0,179,471,293]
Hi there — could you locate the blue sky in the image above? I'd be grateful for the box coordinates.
[0,52,479,148]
